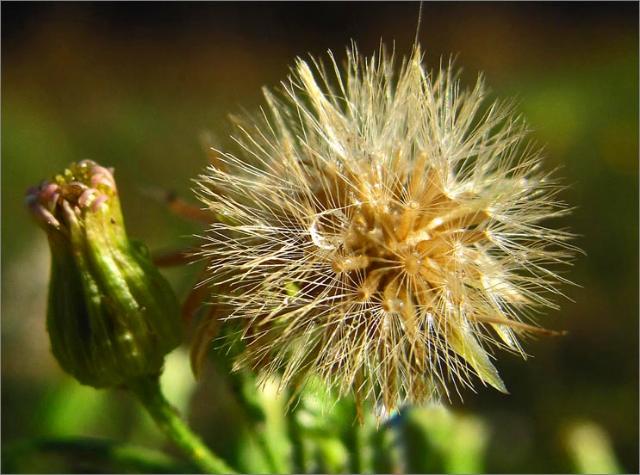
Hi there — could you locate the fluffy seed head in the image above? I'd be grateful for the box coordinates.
[195,46,575,413]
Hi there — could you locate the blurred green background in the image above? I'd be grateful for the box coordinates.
[2,2,638,473]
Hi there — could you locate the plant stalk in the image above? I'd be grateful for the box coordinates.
[129,375,236,474]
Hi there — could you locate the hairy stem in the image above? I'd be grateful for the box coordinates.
[129,375,236,474]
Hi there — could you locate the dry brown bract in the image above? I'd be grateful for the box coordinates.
[194,45,576,414]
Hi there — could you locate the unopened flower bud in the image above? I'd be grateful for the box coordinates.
[27,160,182,388]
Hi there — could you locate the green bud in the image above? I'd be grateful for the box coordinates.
[26,160,182,388]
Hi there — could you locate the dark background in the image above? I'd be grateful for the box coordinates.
[2,2,638,473]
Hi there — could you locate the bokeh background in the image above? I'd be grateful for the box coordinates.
[2,2,638,473]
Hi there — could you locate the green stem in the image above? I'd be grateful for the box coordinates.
[129,375,236,474]
[213,349,288,473]
[2,437,192,473]
[345,421,366,473]
[286,397,308,473]
[372,424,397,475]
[253,427,286,473]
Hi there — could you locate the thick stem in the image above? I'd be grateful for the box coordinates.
[253,427,286,473]
[129,375,236,474]
[345,421,366,473]
[286,396,308,474]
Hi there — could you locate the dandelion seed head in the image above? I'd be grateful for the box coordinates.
[195,45,576,413]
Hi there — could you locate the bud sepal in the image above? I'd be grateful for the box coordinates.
[27,160,182,388]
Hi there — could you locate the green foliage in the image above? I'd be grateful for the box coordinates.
[401,405,488,474]
[565,421,622,474]
[3,437,194,474]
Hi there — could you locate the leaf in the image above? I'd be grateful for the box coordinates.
[447,323,508,394]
